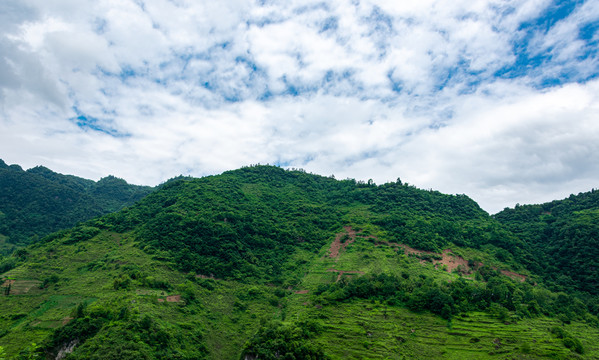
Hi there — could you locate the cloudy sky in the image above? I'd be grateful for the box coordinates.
[1,0,598,213]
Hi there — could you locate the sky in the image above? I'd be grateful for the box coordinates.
[1,0,598,213]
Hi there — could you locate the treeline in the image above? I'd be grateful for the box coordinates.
[313,270,598,325]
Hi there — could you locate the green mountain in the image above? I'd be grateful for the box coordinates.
[0,165,597,359]
[495,190,599,304]
[0,159,154,254]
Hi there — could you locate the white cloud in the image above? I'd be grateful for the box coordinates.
[1,0,598,213]
[394,80,599,211]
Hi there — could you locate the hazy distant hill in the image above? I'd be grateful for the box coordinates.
[0,165,597,359]
[0,159,154,253]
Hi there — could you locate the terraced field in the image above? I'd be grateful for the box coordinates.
[281,228,599,359]
[1,221,598,359]
[280,301,599,359]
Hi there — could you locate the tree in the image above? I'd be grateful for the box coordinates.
[240,320,328,360]
[3,280,11,296]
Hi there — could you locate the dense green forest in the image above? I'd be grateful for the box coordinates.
[1,164,598,359]
[86,166,527,283]
[495,190,599,311]
[0,159,154,254]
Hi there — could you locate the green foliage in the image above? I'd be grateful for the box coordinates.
[0,256,17,274]
[3,164,599,359]
[113,275,131,290]
[176,281,199,304]
[0,159,153,249]
[550,326,585,354]
[44,302,207,360]
[563,336,584,354]
[241,320,328,360]
[496,190,599,297]
[39,274,59,289]
[17,342,41,360]
[65,226,101,245]
[126,167,348,282]
[140,276,170,290]
[106,165,500,285]
[313,270,595,323]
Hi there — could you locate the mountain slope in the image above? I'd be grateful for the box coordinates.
[92,165,513,283]
[0,159,154,253]
[1,165,597,359]
[495,190,599,298]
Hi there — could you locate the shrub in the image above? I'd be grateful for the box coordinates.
[563,337,584,354]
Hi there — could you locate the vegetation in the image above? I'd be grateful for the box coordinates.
[0,164,598,359]
[240,320,327,360]
[495,190,599,299]
[312,271,592,323]
[0,159,154,253]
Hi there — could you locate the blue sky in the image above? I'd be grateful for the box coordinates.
[1,0,598,213]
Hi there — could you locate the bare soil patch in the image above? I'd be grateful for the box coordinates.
[437,249,476,274]
[294,290,309,294]
[328,226,358,259]
[157,294,183,303]
[166,295,182,302]
[389,244,527,281]
[398,244,436,256]
[500,270,526,282]
[329,237,342,258]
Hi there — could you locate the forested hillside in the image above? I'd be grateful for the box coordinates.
[94,165,527,282]
[0,165,597,359]
[0,159,154,254]
[495,190,599,304]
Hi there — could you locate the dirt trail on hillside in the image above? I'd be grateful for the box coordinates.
[500,270,526,282]
[392,243,526,281]
[398,244,436,256]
